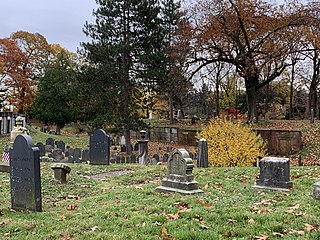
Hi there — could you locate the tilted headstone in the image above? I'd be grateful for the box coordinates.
[10,134,42,211]
[73,148,82,163]
[253,157,292,191]
[138,130,149,165]
[156,148,203,195]
[46,137,54,147]
[89,129,110,165]
[197,138,208,168]
[56,140,66,152]
[82,149,90,162]
[36,142,45,157]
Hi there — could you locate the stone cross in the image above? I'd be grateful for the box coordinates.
[138,130,149,165]
[156,148,203,195]
[253,157,292,191]
[89,129,110,165]
[10,134,42,211]
[197,138,208,168]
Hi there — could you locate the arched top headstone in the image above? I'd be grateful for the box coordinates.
[13,134,35,150]
[92,129,108,140]
[89,129,110,165]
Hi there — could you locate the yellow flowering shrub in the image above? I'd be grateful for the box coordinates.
[197,118,266,167]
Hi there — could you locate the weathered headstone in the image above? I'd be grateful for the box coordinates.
[46,137,54,147]
[36,142,45,157]
[138,130,149,165]
[52,148,64,161]
[10,134,42,211]
[82,149,90,162]
[153,154,160,162]
[156,148,203,194]
[312,181,320,200]
[45,144,53,153]
[51,163,71,183]
[73,148,82,163]
[56,140,66,152]
[89,129,110,165]
[253,157,292,191]
[197,138,208,168]
[65,147,74,157]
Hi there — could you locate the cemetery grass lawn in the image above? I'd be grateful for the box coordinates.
[0,164,320,239]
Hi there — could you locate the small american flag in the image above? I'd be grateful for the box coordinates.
[2,145,10,163]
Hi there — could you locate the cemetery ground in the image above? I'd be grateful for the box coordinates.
[0,121,320,239]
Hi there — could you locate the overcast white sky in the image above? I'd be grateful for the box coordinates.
[0,0,97,53]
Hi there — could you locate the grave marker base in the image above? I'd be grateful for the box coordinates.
[156,186,203,195]
[252,184,291,191]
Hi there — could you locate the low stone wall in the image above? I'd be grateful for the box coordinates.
[254,129,302,155]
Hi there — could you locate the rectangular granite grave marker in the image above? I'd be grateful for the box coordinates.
[253,157,292,191]
[10,134,42,211]
[156,148,203,195]
[89,129,110,165]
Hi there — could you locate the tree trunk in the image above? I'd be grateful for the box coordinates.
[169,93,174,124]
[215,79,220,117]
[245,77,259,123]
[124,129,132,155]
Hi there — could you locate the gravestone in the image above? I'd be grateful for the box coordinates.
[162,153,169,162]
[52,149,64,161]
[89,129,110,165]
[51,163,71,183]
[197,138,208,168]
[36,142,45,157]
[45,145,53,153]
[46,137,54,147]
[138,130,149,165]
[73,148,82,163]
[312,181,320,200]
[156,148,203,195]
[253,157,292,191]
[153,154,160,162]
[82,149,90,162]
[56,140,66,152]
[65,147,74,157]
[10,134,42,211]
[120,136,126,145]
[130,155,137,163]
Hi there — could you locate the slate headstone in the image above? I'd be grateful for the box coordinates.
[253,157,292,191]
[45,137,54,147]
[121,145,126,153]
[10,134,42,211]
[82,149,90,162]
[155,148,203,195]
[73,148,82,163]
[52,148,64,161]
[56,140,66,152]
[153,154,160,162]
[36,142,45,157]
[89,129,110,165]
[197,138,208,168]
[45,145,53,153]
[138,130,149,165]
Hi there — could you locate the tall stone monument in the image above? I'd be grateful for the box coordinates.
[10,134,42,211]
[156,148,203,195]
[89,129,110,165]
[138,130,149,165]
[197,138,208,168]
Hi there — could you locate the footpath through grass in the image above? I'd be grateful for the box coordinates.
[0,163,320,239]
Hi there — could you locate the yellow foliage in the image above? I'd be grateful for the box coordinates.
[197,118,266,167]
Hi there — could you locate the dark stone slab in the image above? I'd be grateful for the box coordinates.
[156,148,203,195]
[10,135,42,211]
[82,149,90,162]
[45,137,54,147]
[73,148,82,163]
[253,157,292,191]
[56,140,66,152]
[197,138,208,168]
[36,142,45,157]
[89,129,110,165]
